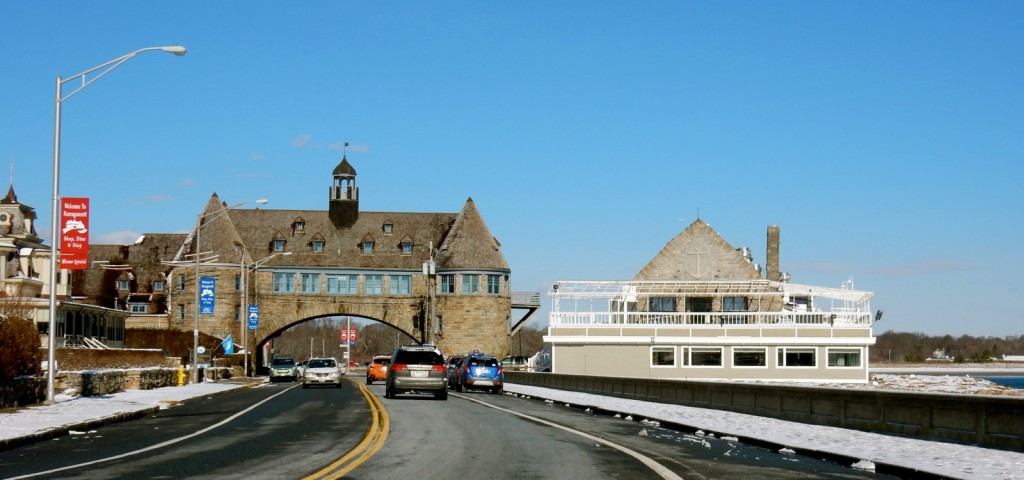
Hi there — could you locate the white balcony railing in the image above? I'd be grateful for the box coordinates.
[550,310,872,327]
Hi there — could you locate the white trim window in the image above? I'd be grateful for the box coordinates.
[778,347,817,367]
[732,347,767,367]
[487,274,501,295]
[688,347,723,367]
[651,346,676,367]
[129,303,148,313]
[827,348,862,368]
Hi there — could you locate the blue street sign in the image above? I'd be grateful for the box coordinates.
[248,304,260,330]
[199,277,216,315]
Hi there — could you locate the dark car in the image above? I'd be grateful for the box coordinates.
[445,354,465,389]
[453,353,503,394]
[385,345,447,400]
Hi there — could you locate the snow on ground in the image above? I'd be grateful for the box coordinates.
[1,374,1022,479]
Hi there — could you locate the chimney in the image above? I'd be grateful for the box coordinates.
[766,225,780,281]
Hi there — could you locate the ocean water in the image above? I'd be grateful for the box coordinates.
[980,376,1024,389]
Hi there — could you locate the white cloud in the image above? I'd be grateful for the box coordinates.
[291,133,312,148]
[93,230,143,245]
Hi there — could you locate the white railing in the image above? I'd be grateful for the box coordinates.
[550,310,872,327]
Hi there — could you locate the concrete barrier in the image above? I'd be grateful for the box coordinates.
[505,372,1024,451]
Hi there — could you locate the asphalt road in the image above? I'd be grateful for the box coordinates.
[0,381,368,480]
[0,378,897,479]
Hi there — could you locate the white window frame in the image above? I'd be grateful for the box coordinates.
[650,346,676,368]
[486,274,501,295]
[778,347,818,368]
[312,240,324,253]
[686,346,724,368]
[826,347,863,368]
[732,347,768,368]
[129,303,148,313]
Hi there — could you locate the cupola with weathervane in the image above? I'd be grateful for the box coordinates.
[329,155,359,228]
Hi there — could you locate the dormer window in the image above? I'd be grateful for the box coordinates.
[361,233,375,254]
[153,280,165,291]
[312,240,324,253]
[273,239,286,252]
[401,242,413,254]
[383,222,393,234]
[117,279,130,291]
[295,221,305,231]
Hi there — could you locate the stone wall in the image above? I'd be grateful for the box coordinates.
[507,372,1024,451]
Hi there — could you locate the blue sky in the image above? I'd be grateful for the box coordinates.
[2,2,1022,337]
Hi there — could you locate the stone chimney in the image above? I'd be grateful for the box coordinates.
[766,225,780,281]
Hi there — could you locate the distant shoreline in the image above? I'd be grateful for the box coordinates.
[871,362,1024,376]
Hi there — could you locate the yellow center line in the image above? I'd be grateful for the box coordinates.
[304,378,390,480]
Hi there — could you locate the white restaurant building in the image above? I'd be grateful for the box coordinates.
[544,220,878,383]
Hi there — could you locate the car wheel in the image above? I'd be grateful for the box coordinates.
[493,387,502,395]
[336,382,342,389]
[456,381,463,392]
[436,389,447,400]
[366,376,372,385]
[302,383,309,389]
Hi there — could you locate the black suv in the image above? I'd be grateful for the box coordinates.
[385,345,447,400]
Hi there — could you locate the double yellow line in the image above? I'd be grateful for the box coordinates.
[304,379,390,479]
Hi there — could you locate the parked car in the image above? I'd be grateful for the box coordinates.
[385,345,447,400]
[366,355,391,384]
[500,355,530,372]
[454,353,503,394]
[445,354,465,389]
[269,356,298,382]
[302,357,342,388]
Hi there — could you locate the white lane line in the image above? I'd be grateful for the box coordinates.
[455,393,683,480]
[9,384,301,479]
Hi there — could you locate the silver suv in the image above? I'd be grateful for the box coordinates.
[384,345,447,400]
[269,356,298,382]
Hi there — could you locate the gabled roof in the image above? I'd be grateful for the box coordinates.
[635,219,760,281]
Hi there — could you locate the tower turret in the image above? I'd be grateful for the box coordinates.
[329,156,359,228]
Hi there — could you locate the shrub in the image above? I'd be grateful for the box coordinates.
[0,314,41,380]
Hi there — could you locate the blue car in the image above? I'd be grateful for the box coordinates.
[454,354,503,394]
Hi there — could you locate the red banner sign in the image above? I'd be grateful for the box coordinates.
[340,328,357,346]
[59,197,89,270]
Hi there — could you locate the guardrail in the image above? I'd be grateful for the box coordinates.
[505,372,1024,451]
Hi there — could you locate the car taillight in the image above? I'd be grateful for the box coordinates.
[392,363,408,372]
[432,364,446,373]
[497,366,504,375]
[463,365,470,374]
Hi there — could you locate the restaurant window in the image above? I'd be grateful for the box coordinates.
[651,347,675,367]
[689,347,723,367]
[733,347,767,367]
[827,348,861,367]
[778,347,817,367]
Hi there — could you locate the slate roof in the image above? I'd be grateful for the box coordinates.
[177,193,508,273]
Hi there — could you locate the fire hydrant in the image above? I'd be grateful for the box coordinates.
[177,366,186,386]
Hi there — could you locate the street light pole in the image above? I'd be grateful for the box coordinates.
[191,199,268,384]
[246,251,291,375]
[47,45,187,404]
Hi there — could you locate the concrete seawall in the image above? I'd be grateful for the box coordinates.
[505,371,1024,451]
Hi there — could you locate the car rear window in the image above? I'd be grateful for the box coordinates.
[468,357,499,367]
[272,358,295,366]
[394,350,443,365]
[308,359,335,368]
[373,357,391,365]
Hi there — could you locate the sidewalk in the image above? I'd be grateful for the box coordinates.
[0,377,263,451]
